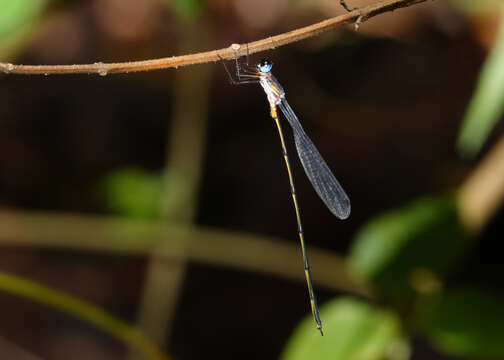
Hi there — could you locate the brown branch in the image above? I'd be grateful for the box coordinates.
[0,209,373,298]
[458,135,504,233]
[0,0,431,75]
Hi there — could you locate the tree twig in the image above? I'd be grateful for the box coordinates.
[0,0,431,75]
[458,135,504,233]
[0,209,373,298]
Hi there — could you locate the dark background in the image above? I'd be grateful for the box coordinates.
[0,1,501,359]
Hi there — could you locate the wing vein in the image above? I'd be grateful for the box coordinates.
[278,100,351,219]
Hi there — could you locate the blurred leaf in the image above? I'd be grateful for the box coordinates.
[456,4,504,157]
[0,271,170,360]
[100,167,164,219]
[449,0,501,15]
[281,297,409,360]
[0,0,45,38]
[0,0,46,58]
[416,289,504,357]
[349,196,467,298]
[161,0,205,23]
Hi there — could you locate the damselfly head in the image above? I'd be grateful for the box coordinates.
[257,59,273,73]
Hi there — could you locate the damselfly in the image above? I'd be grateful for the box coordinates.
[220,48,351,335]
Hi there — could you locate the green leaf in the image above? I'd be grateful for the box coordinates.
[0,0,45,39]
[99,167,164,219]
[349,196,467,298]
[281,298,408,360]
[0,0,46,58]
[456,4,504,157]
[161,0,205,23]
[449,0,501,15]
[416,289,504,357]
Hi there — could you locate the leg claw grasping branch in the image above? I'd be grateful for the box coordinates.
[340,0,357,12]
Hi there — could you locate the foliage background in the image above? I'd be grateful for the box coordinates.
[0,0,503,359]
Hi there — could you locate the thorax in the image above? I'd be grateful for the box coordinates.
[259,73,285,105]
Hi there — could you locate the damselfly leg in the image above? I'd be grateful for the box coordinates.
[340,0,356,12]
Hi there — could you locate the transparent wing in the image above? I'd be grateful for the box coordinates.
[278,100,351,219]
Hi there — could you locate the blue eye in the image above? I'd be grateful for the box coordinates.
[258,59,273,73]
